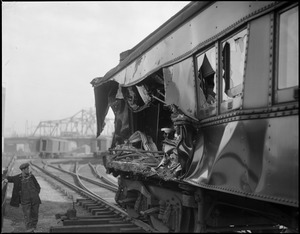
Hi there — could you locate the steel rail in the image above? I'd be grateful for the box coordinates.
[30,161,96,200]
[88,162,118,188]
[44,161,118,192]
[30,161,156,232]
[75,163,118,193]
[75,163,122,210]
[95,164,119,186]
[32,161,120,211]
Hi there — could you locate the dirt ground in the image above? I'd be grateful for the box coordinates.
[2,159,93,233]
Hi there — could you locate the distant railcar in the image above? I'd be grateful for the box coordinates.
[38,137,70,158]
[91,1,298,232]
[92,136,113,157]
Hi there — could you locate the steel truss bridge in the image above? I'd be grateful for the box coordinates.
[32,108,114,137]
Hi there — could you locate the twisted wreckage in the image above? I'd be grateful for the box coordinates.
[91,68,198,181]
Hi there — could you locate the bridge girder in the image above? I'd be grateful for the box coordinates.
[32,108,113,137]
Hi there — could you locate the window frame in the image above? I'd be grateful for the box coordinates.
[218,27,248,114]
[274,4,299,104]
[194,44,218,120]
[193,26,249,119]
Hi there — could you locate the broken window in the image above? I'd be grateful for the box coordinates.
[221,29,248,112]
[120,69,173,150]
[196,47,217,119]
[276,5,298,103]
[122,70,165,113]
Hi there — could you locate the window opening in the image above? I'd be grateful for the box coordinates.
[278,6,298,90]
[221,28,248,112]
[196,47,217,119]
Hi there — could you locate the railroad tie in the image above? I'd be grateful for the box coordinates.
[87,205,105,212]
[90,208,108,215]
[62,217,123,226]
[49,223,140,233]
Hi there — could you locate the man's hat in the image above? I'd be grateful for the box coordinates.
[19,163,29,170]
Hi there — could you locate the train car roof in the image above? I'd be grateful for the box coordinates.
[91,1,213,87]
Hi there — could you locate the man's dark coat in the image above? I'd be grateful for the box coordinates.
[6,173,41,207]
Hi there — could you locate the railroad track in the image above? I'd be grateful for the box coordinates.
[88,162,118,188]
[30,160,156,233]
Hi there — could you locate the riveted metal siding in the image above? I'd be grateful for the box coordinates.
[163,57,197,119]
[185,115,298,207]
[243,14,273,109]
[92,1,278,87]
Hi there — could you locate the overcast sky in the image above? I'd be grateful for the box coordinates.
[2,1,189,136]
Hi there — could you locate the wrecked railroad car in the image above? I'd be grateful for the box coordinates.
[91,1,298,232]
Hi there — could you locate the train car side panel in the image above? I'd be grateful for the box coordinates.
[110,2,278,87]
[243,13,272,109]
[185,115,298,207]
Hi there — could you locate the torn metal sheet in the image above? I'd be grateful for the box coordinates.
[163,57,198,120]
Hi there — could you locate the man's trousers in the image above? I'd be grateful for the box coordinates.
[21,199,40,230]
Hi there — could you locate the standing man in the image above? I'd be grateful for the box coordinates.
[3,162,41,233]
